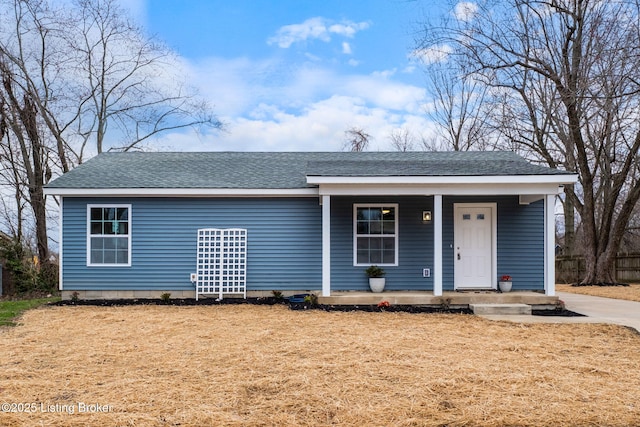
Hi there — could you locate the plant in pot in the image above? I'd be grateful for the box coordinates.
[365,265,386,293]
[498,275,512,292]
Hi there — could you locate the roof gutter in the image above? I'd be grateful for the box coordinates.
[43,188,320,197]
[306,174,578,185]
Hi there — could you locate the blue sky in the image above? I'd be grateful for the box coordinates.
[128,0,452,151]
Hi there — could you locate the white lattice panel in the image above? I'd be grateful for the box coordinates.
[196,228,247,300]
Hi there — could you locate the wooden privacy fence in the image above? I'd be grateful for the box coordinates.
[556,253,640,283]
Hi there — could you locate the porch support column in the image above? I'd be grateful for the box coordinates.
[544,194,556,296]
[321,195,331,297]
[433,194,443,297]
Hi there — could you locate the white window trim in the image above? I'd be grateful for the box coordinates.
[87,204,132,267]
[353,203,399,267]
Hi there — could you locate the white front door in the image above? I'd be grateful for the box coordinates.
[454,204,495,289]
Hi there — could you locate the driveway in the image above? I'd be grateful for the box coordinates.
[480,292,640,332]
[558,292,640,332]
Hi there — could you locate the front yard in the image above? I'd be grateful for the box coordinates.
[1,304,640,426]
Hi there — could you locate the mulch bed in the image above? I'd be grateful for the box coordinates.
[52,297,584,315]
[298,303,473,314]
[51,296,285,307]
[531,308,585,317]
[52,297,473,313]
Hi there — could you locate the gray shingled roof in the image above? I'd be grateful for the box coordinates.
[45,151,573,190]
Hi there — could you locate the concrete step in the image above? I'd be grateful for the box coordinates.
[470,303,532,315]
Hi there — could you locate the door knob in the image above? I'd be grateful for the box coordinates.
[457,253,461,260]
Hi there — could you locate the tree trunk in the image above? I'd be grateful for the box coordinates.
[581,248,616,285]
[563,188,575,256]
[30,184,49,264]
[21,96,49,265]
[2,71,50,267]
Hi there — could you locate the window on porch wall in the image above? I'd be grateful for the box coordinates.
[354,204,398,266]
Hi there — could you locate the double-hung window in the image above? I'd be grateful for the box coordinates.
[354,204,398,266]
[87,205,131,266]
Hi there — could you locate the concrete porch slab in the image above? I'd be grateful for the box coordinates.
[318,291,558,307]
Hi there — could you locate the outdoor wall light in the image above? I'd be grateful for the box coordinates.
[422,211,432,223]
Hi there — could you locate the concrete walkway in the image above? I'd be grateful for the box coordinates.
[558,292,640,331]
[480,292,640,332]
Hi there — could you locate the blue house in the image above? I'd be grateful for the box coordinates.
[44,151,577,300]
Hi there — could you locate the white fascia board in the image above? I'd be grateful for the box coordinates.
[307,174,578,186]
[43,188,319,197]
[318,183,567,196]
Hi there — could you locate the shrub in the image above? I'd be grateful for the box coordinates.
[365,265,385,278]
[0,238,58,295]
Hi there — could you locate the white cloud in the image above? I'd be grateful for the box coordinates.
[339,74,426,114]
[328,22,369,37]
[114,0,437,153]
[267,17,370,48]
[181,56,283,117]
[454,2,478,22]
[154,56,432,152]
[402,65,417,74]
[410,44,453,65]
[372,69,397,79]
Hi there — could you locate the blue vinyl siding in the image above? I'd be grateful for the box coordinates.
[331,195,544,292]
[497,198,544,290]
[61,194,544,294]
[331,196,434,291]
[442,196,544,291]
[61,197,322,291]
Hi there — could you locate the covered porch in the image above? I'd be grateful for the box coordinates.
[308,168,578,298]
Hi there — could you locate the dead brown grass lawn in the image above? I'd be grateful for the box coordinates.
[1,305,640,427]
[557,283,640,302]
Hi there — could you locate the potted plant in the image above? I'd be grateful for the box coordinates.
[365,265,386,293]
[499,275,512,292]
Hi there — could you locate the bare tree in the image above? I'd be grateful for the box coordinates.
[419,0,640,284]
[343,126,371,152]
[0,116,28,241]
[0,0,222,274]
[493,69,578,253]
[0,0,72,174]
[388,128,416,152]
[0,59,51,263]
[421,58,492,151]
[68,0,221,159]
